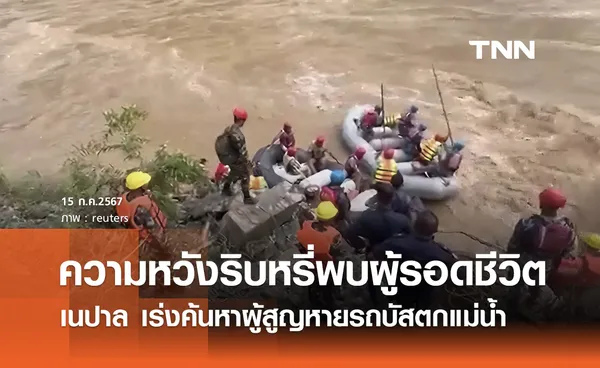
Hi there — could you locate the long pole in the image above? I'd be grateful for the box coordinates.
[380,83,385,122]
[431,65,454,146]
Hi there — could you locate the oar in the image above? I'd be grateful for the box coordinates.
[431,64,454,146]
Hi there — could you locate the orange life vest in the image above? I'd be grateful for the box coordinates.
[296,221,340,262]
[419,138,441,164]
[115,193,167,241]
[374,158,397,183]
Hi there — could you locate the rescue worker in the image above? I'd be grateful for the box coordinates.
[374,148,398,184]
[214,107,256,204]
[421,140,465,177]
[297,201,343,308]
[344,182,411,252]
[359,109,378,141]
[412,133,445,169]
[397,105,419,137]
[297,185,320,226]
[344,147,366,189]
[283,146,311,177]
[115,171,167,245]
[271,122,296,153]
[389,173,413,219]
[371,210,457,308]
[506,187,576,321]
[307,136,328,174]
[507,187,577,277]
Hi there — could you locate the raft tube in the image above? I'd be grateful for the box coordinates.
[402,175,459,201]
[342,105,414,174]
[253,145,342,188]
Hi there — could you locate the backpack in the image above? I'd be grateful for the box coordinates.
[532,215,575,257]
[214,131,235,165]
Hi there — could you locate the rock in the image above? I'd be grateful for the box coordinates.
[220,182,305,247]
[26,202,55,219]
[184,191,245,220]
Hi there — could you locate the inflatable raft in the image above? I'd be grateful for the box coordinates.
[341,104,459,201]
[252,145,343,189]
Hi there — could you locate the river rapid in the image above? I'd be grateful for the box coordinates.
[1,0,599,243]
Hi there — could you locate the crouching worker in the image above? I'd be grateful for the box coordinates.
[283,146,311,177]
[116,171,168,247]
[307,136,328,174]
[296,201,343,308]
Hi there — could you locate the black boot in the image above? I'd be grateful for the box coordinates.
[221,184,233,196]
[243,190,256,204]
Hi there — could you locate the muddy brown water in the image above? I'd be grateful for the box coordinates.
[1,0,599,245]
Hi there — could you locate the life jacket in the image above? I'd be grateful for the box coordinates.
[531,215,576,258]
[249,175,268,190]
[418,138,441,164]
[215,128,235,165]
[296,221,340,262]
[445,152,462,171]
[383,114,398,127]
[115,193,167,241]
[374,158,398,183]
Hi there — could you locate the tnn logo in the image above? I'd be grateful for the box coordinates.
[469,40,535,60]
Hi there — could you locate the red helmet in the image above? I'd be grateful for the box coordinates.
[233,107,248,120]
[434,133,448,143]
[354,147,366,160]
[320,186,337,205]
[287,146,297,157]
[362,111,378,127]
[315,136,325,147]
[283,122,292,132]
[539,188,567,209]
[383,148,395,160]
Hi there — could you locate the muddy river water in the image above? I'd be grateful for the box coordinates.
[1,0,599,244]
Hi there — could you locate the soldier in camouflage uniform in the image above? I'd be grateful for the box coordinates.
[216,107,256,204]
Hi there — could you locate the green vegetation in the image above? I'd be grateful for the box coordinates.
[0,105,212,227]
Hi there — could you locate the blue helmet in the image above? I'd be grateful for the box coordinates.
[453,140,465,152]
[409,105,419,114]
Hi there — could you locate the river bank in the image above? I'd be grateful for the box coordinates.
[0,105,212,228]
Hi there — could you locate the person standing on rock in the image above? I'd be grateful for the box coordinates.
[371,210,457,308]
[116,171,167,243]
[214,107,256,204]
[296,201,344,308]
[507,188,577,300]
[344,182,411,252]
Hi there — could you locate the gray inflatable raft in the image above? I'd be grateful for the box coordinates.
[253,145,343,189]
[341,105,460,201]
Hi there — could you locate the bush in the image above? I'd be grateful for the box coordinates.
[0,105,212,226]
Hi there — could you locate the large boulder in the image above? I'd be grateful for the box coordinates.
[220,182,305,247]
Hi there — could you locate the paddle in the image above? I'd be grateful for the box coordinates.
[431,64,454,146]
[326,150,343,166]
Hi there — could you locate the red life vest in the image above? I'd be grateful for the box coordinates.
[115,193,167,241]
[296,221,340,262]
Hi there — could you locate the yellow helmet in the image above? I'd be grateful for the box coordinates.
[125,171,151,190]
[582,233,600,250]
[316,201,338,221]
